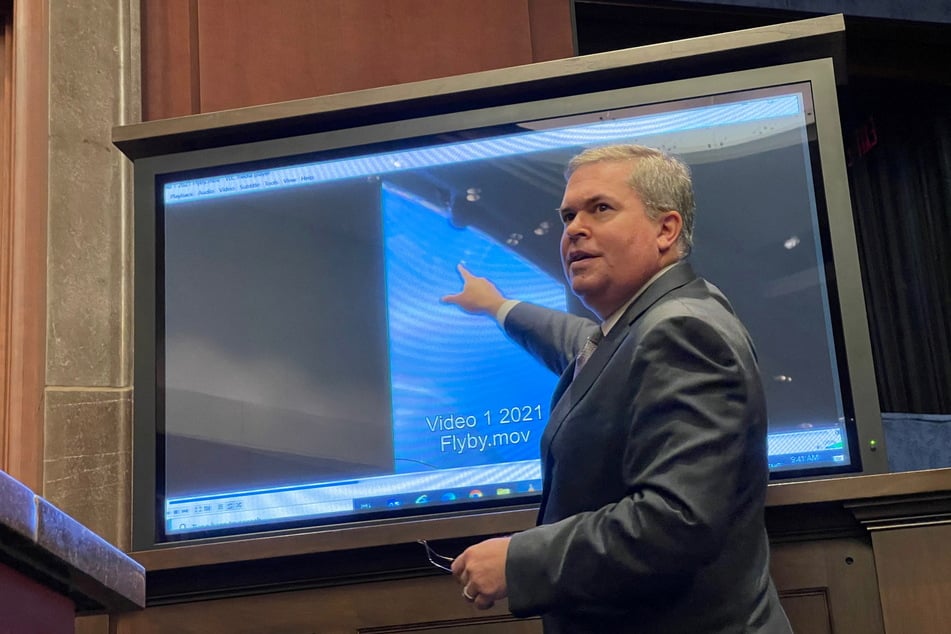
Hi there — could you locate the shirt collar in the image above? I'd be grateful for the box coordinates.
[601,262,679,335]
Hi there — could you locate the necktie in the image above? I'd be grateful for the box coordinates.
[573,331,602,379]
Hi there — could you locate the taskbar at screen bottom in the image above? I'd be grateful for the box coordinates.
[766,423,851,472]
[164,460,543,536]
[162,424,854,537]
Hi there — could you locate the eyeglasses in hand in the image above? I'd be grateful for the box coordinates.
[417,539,455,573]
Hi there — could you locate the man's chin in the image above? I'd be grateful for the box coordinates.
[570,280,615,317]
[569,280,599,304]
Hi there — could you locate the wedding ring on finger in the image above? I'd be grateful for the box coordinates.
[462,587,475,601]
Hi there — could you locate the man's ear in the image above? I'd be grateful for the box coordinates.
[656,210,683,254]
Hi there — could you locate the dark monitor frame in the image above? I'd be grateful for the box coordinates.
[118,18,887,553]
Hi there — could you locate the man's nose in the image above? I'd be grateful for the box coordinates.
[564,214,589,238]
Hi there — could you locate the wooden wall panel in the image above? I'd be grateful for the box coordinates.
[115,573,542,634]
[778,590,833,634]
[1,4,12,470]
[770,538,884,634]
[115,538,886,633]
[110,471,950,632]
[0,0,47,492]
[197,0,529,112]
[528,0,576,61]
[871,524,951,634]
[141,0,200,120]
[141,0,575,120]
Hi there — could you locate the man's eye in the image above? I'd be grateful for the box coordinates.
[595,203,612,212]
[561,211,576,224]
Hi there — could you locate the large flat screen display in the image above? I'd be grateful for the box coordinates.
[131,58,887,547]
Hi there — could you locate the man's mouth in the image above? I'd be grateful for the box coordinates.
[567,251,595,265]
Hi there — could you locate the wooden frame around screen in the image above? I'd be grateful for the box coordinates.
[0,0,48,492]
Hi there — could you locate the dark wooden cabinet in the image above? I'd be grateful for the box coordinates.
[111,469,951,633]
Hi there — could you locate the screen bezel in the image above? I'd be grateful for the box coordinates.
[131,57,888,551]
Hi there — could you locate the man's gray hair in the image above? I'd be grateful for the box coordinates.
[566,144,695,257]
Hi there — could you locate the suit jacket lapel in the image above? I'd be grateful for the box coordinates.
[617,260,698,328]
[537,262,698,520]
[548,261,697,426]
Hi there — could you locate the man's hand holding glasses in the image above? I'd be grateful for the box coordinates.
[418,537,512,610]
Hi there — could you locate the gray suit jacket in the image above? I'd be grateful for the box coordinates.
[504,262,791,633]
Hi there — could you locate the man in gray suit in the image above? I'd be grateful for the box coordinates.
[443,144,792,633]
